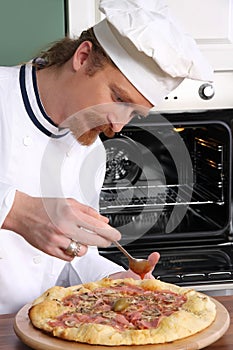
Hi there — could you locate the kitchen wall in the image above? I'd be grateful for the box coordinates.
[0,0,66,66]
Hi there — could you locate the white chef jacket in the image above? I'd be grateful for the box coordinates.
[0,62,124,314]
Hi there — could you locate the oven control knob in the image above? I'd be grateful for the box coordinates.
[198,83,215,100]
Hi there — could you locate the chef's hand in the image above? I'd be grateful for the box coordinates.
[3,191,121,261]
[108,252,160,280]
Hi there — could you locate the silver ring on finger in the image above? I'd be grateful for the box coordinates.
[65,239,81,257]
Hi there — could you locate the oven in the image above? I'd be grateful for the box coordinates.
[98,71,233,296]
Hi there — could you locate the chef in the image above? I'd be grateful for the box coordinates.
[0,0,213,313]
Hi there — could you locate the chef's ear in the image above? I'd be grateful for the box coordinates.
[72,41,92,71]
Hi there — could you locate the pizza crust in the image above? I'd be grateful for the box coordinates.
[29,278,216,346]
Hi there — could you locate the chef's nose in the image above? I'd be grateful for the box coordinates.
[110,122,124,132]
[107,113,125,132]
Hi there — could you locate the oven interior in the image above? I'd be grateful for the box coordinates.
[99,110,233,293]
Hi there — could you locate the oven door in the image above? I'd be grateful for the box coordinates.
[99,109,233,295]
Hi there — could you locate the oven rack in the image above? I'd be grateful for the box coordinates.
[99,183,223,213]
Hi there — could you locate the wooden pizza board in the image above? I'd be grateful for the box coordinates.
[14,298,230,350]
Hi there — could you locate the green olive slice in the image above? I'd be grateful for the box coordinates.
[112,297,130,312]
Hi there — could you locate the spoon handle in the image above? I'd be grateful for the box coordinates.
[113,240,134,260]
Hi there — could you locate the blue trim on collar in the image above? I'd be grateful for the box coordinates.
[19,64,68,139]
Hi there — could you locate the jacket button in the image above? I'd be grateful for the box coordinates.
[23,136,32,146]
[33,255,41,264]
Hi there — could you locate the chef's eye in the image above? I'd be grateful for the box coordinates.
[111,90,125,103]
[114,95,124,103]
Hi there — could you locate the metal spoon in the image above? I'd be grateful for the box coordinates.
[113,240,153,279]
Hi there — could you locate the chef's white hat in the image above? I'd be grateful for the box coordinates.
[93,0,213,106]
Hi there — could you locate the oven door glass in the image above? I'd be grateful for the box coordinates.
[99,111,232,247]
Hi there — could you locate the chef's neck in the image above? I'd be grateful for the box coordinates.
[36,64,71,126]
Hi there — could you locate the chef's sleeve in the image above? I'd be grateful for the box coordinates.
[56,246,125,287]
[0,183,16,228]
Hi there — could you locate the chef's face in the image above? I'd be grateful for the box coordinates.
[66,100,151,146]
[63,44,153,146]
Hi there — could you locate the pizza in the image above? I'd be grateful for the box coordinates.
[28,278,216,346]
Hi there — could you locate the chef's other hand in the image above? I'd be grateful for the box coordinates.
[109,252,160,280]
[3,191,121,261]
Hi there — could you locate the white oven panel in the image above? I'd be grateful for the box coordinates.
[156,72,233,112]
